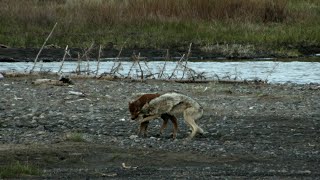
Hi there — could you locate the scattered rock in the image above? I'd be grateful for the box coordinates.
[0,75,319,178]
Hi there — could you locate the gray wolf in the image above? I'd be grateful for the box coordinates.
[137,92,204,139]
[128,93,178,139]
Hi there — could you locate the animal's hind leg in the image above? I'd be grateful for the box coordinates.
[159,115,169,136]
[160,114,178,139]
[183,115,197,139]
[169,115,178,139]
[183,109,203,139]
[139,121,149,137]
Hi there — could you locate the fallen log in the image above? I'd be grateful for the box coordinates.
[32,79,66,86]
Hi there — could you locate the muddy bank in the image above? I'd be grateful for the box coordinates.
[1,45,319,62]
[0,74,320,178]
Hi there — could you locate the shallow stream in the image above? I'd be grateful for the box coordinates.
[1,60,319,84]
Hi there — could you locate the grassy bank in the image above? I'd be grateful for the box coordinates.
[0,0,319,54]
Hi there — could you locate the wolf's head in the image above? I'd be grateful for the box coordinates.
[128,101,141,120]
[128,93,161,121]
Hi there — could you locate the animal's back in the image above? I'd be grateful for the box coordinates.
[138,94,161,105]
[147,92,202,115]
[153,92,201,108]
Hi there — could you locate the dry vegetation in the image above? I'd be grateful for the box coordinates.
[0,0,319,49]
[0,0,299,24]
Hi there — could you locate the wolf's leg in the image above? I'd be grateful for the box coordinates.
[190,108,204,134]
[138,114,159,123]
[169,115,178,139]
[183,108,203,139]
[185,118,198,139]
[139,121,149,137]
[159,114,169,135]
[160,114,178,139]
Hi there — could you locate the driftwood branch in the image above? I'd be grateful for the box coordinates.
[58,45,69,74]
[169,54,185,79]
[96,45,102,76]
[158,49,169,79]
[84,42,95,74]
[109,39,127,76]
[181,43,192,80]
[134,53,144,80]
[76,52,81,74]
[30,22,58,73]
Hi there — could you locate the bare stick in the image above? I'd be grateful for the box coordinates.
[30,22,58,73]
[58,45,69,74]
[158,49,169,79]
[169,54,185,79]
[110,40,127,75]
[96,45,102,76]
[76,52,81,74]
[84,42,94,75]
[134,53,144,80]
[186,43,192,59]
[82,42,95,59]
[181,43,192,80]
[143,60,155,79]
[127,56,137,78]
[158,61,167,79]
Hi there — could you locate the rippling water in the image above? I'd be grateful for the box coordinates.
[0,61,319,84]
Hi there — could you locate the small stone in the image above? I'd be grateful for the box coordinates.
[129,135,138,139]
[58,120,65,124]
[37,131,45,135]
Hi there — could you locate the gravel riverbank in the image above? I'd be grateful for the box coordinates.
[0,74,319,179]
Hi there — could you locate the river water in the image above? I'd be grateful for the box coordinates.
[0,60,319,84]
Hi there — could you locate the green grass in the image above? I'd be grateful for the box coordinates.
[0,161,40,178]
[65,132,86,142]
[0,0,319,50]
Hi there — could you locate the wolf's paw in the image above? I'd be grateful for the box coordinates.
[197,132,206,138]
[182,138,192,144]
[169,133,177,140]
[137,133,148,138]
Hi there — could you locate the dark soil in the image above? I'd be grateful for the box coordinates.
[1,45,319,62]
[0,74,320,179]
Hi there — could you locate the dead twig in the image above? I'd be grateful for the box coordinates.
[76,52,81,74]
[58,45,69,74]
[30,22,58,73]
[110,40,127,76]
[158,49,169,79]
[134,53,144,80]
[181,43,192,80]
[95,45,102,76]
[142,59,155,79]
[84,42,95,75]
[169,54,185,79]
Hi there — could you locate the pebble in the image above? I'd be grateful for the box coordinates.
[0,76,319,177]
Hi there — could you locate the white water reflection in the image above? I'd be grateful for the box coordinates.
[0,61,319,84]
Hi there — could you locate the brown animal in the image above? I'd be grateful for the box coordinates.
[138,92,204,140]
[128,93,178,139]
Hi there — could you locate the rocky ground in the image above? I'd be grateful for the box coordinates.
[0,74,320,179]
